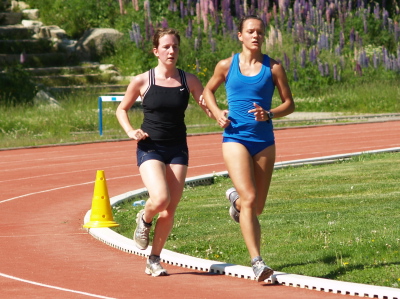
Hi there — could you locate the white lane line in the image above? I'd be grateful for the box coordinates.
[0,174,139,204]
[0,272,117,299]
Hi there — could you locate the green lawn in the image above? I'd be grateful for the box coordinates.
[112,152,400,289]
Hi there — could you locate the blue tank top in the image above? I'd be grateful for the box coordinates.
[224,53,275,142]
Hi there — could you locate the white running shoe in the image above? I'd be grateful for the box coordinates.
[226,187,240,223]
[133,209,151,250]
[252,258,274,282]
[145,255,168,277]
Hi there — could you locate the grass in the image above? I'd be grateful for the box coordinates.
[112,152,400,289]
[1,77,399,150]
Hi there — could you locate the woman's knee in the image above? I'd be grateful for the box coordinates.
[239,192,257,209]
[148,194,170,211]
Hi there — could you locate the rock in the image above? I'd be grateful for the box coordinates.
[22,9,39,20]
[75,28,123,61]
[33,90,61,108]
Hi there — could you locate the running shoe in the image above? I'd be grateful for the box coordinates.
[226,187,240,223]
[252,260,274,282]
[145,255,168,277]
[133,209,151,250]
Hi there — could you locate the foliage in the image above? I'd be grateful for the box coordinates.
[25,0,400,96]
[0,66,37,105]
[25,0,121,38]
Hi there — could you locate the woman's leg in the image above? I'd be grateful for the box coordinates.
[140,162,187,256]
[222,143,276,259]
[253,144,276,215]
[139,159,170,223]
[222,142,261,259]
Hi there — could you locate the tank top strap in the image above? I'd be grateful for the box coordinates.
[143,68,155,98]
[178,69,189,92]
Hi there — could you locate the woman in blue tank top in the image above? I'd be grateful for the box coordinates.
[116,28,211,277]
[203,15,295,282]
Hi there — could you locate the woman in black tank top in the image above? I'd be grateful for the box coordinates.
[116,28,213,277]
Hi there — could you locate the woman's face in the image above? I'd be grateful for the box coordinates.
[153,34,180,65]
[238,19,265,50]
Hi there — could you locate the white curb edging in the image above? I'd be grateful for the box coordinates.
[84,148,400,298]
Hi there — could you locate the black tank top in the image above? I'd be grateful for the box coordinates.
[140,68,190,145]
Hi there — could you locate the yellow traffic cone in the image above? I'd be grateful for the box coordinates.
[83,170,119,228]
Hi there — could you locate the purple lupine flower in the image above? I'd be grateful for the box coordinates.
[363,12,368,34]
[306,7,317,27]
[180,1,185,18]
[132,0,139,11]
[382,46,387,65]
[249,0,255,15]
[355,63,362,76]
[372,51,378,69]
[293,68,299,81]
[186,19,193,38]
[144,0,151,20]
[318,61,324,76]
[273,4,279,29]
[300,48,306,68]
[148,22,154,40]
[234,0,240,18]
[382,9,389,28]
[161,18,168,28]
[335,45,341,56]
[309,46,317,64]
[201,0,209,29]
[349,28,355,50]
[324,62,329,76]
[293,0,300,22]
[129,30,135,43]
[209,0,215,19]
[287,8,293,31]
[130,23,142,47]
[373,3,380,19]
[210,37,216,52]
[284,52,290,70]
[326,6,331,24]
[338,55,344,69]
[339,31,344,50]
[196,1,200,24]
[297,22,305,44]
[333,64,337,81]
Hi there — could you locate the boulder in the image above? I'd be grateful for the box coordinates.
[33,90,61,108]
[22,9,39,20]
[75,28,123,61]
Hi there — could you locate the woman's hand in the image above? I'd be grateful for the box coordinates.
[127,129,149,141]
[216,110,230,128]
[249,103,270,121]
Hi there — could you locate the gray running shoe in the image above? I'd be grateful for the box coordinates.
[226,187,240,223]
[145,255,168,277]
[133,209,151,250]
[252,260,274,282]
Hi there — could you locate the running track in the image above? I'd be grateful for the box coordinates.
[1,121,399,299]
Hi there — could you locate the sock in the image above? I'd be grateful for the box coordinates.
[149,255,160,262]
[251,256,263,265]
[142,215,152,226]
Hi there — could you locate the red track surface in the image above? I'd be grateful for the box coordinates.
[1,121,399,299]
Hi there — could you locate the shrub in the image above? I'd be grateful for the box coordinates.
[0,66,37,105]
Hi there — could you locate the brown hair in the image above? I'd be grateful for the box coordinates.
[152,28,181,48]
[238,15,266,33]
